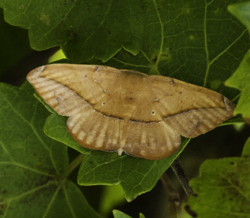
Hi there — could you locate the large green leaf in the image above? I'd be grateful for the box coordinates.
[0,0,144,62]
[186,138,250,218]
[0,82,100,218]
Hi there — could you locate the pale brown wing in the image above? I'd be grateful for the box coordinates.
[31,64,125,108]
[66,110,123,152]
[27,65,90,117]
[122,121,181,159]
[163,102,234,138]
[143,76,235,138]
[27,64,124,152]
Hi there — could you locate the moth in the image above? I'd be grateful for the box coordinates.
[27,64,234,160]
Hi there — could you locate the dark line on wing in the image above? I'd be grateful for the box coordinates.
[163,107,227,119]
[102,114,124,120]
[82,98,94,107]
[128,119,161,124]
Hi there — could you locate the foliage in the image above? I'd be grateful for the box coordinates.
[186,138,250,218]
[0,0,250,217]
[226,2,250,121]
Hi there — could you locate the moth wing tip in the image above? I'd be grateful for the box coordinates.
[27,65,46,81]
[223,96,235,113]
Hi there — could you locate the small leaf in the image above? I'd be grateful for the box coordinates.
[113,210,132,218]
[226,2,250,121]
[228,2,250,29]
[112,210,146,218]
[99,185,125,216]
[225,49,250,120]
[186,138,250,218]
[242,137,250,157]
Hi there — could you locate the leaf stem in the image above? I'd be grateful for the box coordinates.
[67,154,85,176]
[171,157,194,196]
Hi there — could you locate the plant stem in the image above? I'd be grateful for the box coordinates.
[161,172,180,218]
[171,157,194,196]
[67,154,85,176]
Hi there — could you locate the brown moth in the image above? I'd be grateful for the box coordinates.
[27,64,234,160]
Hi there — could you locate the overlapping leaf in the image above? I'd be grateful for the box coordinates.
[0,0,144,62]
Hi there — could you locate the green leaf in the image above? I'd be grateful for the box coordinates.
[228,1,250,30]
[186,138,250,218]
[139,214,146,218]
[77,144,187,201]
[44,113,190,201]
[0,82,100,218]
[242,137,250,157]
[225,49,250,119]
[112,210,145,218]
[113,210,132,218]
[0,0,144,62]
[225,2,250,120]
[113,210,145,218]
[44,114,91,155]
[99,185,125,216]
